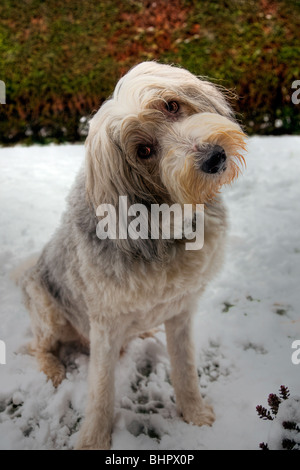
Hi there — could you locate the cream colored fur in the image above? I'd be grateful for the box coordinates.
[20,62,246,450]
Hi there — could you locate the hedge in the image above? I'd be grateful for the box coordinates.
[0,0,299,144]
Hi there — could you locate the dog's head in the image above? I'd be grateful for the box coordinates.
[85,61,246,209]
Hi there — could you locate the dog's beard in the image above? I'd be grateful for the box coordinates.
[160,113,247,205]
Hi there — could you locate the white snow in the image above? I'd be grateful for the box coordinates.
[0,136,299,450]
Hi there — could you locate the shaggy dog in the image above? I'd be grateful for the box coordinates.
[21,62,246,449]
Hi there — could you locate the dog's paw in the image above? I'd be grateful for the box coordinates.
[48,364,66,388]
[75,426,111,450]
[36,352,66,387]
[76,442,110,450]
[181,402,215,427]
[75,439,111,450]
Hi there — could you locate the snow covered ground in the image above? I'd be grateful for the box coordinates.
[0,136,299,450]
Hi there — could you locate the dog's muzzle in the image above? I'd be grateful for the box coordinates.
[196,144,227,174]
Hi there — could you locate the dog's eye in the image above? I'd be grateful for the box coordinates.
[165,101,180,114]
[137,144,154,159]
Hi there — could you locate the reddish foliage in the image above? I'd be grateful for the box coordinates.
[259,0,279,17]
[106,0,190,62]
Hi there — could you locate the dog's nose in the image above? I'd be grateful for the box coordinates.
[201,145,227,174]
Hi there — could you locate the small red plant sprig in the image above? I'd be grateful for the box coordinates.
[256,385,300,450]
[256,385,291,422]
[256,404,274,421]
[279,385,290,401]
[267,393,281,416]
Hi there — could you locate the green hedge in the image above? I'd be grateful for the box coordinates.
[0,0,299,144]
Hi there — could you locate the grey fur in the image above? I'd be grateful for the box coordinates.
[19,61,246,450]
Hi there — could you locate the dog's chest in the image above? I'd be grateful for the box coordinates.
[75,200,227,337]
[91,232,224,336]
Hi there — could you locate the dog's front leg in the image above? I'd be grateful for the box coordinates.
[76,319,122,450]
[165,312,215,427]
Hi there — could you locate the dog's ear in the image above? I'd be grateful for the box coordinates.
[84,100,170,262]
[85,101,167,210]
[85,101,124,209]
